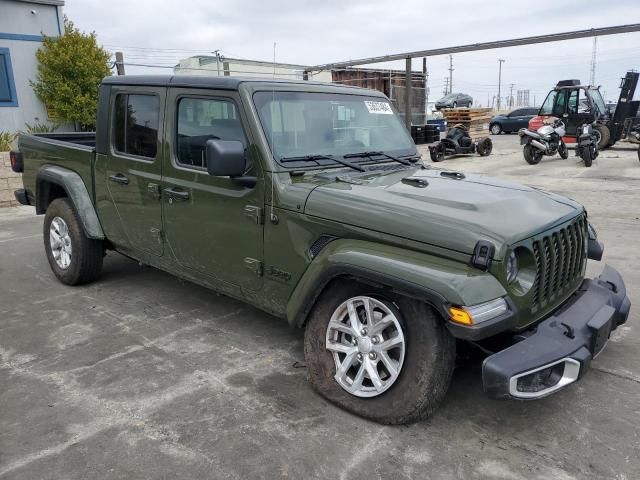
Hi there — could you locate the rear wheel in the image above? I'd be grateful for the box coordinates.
[490,123,502,135]
[304,280,455,425]
[523,144,543,165]
[558,141,568,159]
[43,197,104,285]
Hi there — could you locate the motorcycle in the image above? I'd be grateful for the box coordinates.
[518,118,568,165]
[575,122,599,167]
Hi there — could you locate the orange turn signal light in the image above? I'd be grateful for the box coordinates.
[448,306,473,326]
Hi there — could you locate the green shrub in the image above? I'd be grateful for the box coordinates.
[24,122,59,134]
[0,131,16,151]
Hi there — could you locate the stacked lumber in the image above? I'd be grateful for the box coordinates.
[441,108,492,139]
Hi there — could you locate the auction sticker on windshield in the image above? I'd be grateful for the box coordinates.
[364,101,393,114]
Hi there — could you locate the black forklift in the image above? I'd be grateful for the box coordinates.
[535,71,639,150]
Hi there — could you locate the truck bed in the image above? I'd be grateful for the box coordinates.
[19,132,97,205]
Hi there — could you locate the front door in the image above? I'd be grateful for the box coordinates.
[161,88,264,292]
[564,88,593,137]
[104,86,165,257]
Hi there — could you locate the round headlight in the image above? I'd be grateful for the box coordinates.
[507,247,537,296]
[506,251,519,284]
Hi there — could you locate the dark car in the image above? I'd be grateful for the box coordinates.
[489,107,538,134]
[435,92,473,110]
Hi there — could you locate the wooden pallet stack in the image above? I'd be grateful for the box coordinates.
[441,108,493,139]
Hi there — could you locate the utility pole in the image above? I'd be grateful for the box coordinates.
[487,92,490,108]
[423,57,428,120]
[497,59,505,111]
[211,49,224,76]
[448,55,454,94]
[404,57,412,130]
[443,77,449,97]
[509,83,515,108]
[115,51,125,76]
[589,36,598,85]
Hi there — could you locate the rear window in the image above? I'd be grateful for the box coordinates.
[113,94,160,159]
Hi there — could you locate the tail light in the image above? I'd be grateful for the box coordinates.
[9,151,23,173]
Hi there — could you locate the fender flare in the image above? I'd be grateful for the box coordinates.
[286,239,507,328]
[36,165,105,239]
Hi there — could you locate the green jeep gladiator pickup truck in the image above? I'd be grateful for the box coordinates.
[11,75,631,424]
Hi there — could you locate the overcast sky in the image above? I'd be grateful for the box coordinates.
[65,0,640,106]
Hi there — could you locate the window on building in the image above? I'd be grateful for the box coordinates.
[0,48,17,106]
[113,94,159,158]
[176,97,246,168]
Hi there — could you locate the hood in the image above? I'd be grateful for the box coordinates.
[303,167,582,258]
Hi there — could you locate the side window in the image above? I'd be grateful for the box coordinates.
[113,94,159,158]
[0,48,18,106]
[176,97,246,168]
[510,109,523,117]
[552,91,567,117]
[567,89,579,115]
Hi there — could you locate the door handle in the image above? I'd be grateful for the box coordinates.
[109,173,129,185]
[163,187,190,201]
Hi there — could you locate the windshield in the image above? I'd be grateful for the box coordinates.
[587,88,606,115]
[253,91,416,164]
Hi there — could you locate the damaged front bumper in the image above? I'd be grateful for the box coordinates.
[483,265,630,399]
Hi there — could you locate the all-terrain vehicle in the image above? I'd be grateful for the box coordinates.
[429,124,492,162]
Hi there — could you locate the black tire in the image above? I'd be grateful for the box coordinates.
[467,101,472,108]
[304,280,455,425]
[558,141,568,159]
[430,143,446,162]
[583,146,595,167]
[593,124,610,149]
[476,137,493,156]
[523,144,543,165]
[490,123,502,135]
[452,101,457,108]
[43,197,104,285]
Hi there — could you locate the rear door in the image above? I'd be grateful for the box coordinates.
[161,88,264,292]
[104,86,165,256]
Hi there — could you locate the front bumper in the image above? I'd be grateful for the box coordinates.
[483,265,630,399]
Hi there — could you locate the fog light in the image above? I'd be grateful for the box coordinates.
[509,358,581,399]
[516,364,564,393]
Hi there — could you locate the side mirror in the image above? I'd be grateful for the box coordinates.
[206,139,246,177]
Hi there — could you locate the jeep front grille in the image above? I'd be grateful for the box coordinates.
[531,216,587,310]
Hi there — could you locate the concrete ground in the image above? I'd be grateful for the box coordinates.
[1,135,639,479]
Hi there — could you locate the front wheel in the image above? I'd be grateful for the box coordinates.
[490,123,502,135]
[558,141,568,159]
[523,144,543,165]
[476,137,493,156]
[592,124,610,150]
[44,197,104,285]
[304,280,455,425]
[452,101,457,108]
[430,143,446,162]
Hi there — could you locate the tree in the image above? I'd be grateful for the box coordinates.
[31,18,111,131]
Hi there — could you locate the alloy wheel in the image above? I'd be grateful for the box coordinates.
[50,216,72,269]
[325,296,406,398]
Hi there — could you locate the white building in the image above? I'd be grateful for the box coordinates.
[175,55,332,83]
[0,0,63,132]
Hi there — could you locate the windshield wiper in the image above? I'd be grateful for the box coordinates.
[342,151,412,166]
[279,154,365,172]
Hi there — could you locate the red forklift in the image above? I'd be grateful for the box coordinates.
[529,71,639,150]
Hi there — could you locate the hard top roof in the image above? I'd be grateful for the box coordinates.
[101,75,381,94]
